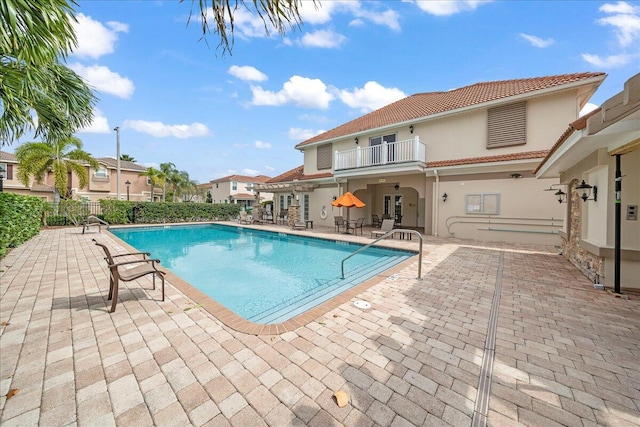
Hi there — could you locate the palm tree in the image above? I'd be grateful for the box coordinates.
[139,167,165,202]
[120,154,136,162]
[15,135,99,204]
[159,162,178,202]
[1,0,96,146]
[186,0,316,54]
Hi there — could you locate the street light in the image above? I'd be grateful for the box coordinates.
[114,126,121,200]
[125,180,131,201]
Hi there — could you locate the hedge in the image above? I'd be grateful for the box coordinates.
[99,200,242,225]
[0,193,46,258]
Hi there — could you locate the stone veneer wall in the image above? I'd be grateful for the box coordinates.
[562,182,605,283]
[288,204,300,227]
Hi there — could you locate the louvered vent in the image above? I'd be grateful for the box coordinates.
[487,101,526,148]
[317,143,332,170]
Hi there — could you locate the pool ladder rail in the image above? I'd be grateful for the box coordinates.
[341,228,423,279]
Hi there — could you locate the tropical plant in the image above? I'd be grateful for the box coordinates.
[184,0,316,54]
[159,162,177,202]
[1,0,96,146]
[15,135,99,204]
[120,154,136,162]
[139,167,165,202]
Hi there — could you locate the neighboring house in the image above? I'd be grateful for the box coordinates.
[0,151,162,202]
[199,174,273,209]
[257,72,606,245]
[534,72,640,291]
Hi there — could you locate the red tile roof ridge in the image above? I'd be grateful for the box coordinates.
[427,150,549,168]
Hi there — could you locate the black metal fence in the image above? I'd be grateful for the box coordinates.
[44,202,102,226]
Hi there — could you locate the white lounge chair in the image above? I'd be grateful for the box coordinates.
[371,219,395,239]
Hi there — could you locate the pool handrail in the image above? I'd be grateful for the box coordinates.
[341,228,423,279]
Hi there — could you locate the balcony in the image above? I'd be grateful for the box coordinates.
[334,136,426,171]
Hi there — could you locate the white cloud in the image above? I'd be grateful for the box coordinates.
[124,120,210,138]
[519,33,554,48]
[597,1,640,47]
[288,127,325,140]
[412,0,489,16]
[255,140,272,149]
[264,165,276,172]
[228,65,268,81]
[69,63,135,99]
[251,76,335,109]
[77,108,110,134]
[301,29,347,48]
[339,81,406,112]
[580,103,599,117]
[352,8,400,31]
[581,53,634,68]
[232,7,277,39]
[71,13,128,59]
[241,168,260,175]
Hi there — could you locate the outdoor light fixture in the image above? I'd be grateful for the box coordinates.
[332,196,337,201]
[511,173,522,179]
[355,137,359,144]
[554,189,567,204]
[394,184,400,191]
[125,180,131,201]
[409,125,414,134]
[442,193,448,202]
[576,180,597,202]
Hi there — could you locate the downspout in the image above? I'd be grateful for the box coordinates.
[433,169,439,237]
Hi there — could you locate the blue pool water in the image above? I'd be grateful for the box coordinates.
[110,224,415,323]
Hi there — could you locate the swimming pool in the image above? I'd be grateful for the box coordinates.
[110,224,416,323]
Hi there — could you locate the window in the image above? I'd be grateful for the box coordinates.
[317,144,332,170]
[232,181,237,190]
[303,195,309,221]
[370,134,397,163]
[0,163,12,180]
[94,167,108,178]
[146,177,152,185]
[487,101,526,148]
[466,193,500,214]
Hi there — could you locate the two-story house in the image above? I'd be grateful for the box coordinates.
[200,174,273,210]
[257,72,606,245]
[0,151,160,202]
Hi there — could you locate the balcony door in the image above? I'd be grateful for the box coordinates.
[383,194,402,223]
[370,134,396,165]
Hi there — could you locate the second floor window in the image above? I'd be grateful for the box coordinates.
[232,181,237,190]
[94,167,108,178]
[317,144,332,170]
[487,101,526,148]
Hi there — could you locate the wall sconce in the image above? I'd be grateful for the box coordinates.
[354,137,359,144]
[511,173,522,179]
[332,196,337,201]
[409,125,414,134]
[554,189,567,204]
[394,184,399,191]
[442,193,448,202]
[576,180,597,202]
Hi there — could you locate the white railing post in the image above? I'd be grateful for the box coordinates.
[414,136,419,161]
[335,150,340,170]
[356,146,361,168]
[382,140,388,164]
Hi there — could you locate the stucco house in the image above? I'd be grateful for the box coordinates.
[198,174,273,210]
[258,72,606,245]
[535,72,639,291]
[0,151,160,202]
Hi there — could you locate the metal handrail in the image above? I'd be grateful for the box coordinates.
[341,228,423,279]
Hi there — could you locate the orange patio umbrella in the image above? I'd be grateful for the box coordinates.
[332,192,366,231]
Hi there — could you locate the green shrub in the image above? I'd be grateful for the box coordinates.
[0,193,45,257]
[98,200,241,225]
[100,199,131,225]
[45,215,68,226]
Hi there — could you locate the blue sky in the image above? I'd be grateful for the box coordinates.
[11,1,640,183]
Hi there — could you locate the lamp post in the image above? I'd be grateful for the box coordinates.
[114,126,121,200]
[0,165,5,192]
[125,180,131,201]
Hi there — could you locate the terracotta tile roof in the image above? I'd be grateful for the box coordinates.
[96,157,147,172]
[427,150,549,168]
[296,72,606,148]
[0,151,17,162]
[266,165,333,184]
[210,174,271,184]
[532,107,602,174]
[231,193,256,200]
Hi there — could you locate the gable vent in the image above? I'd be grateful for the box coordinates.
[487,101,526,148]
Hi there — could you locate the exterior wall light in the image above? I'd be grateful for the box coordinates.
[554,189,567,204]
[354,137,359,144]
[576,180,597,202]
[442,193,448,202]
[409,125,414,134]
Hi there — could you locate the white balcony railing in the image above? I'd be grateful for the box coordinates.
[334,136,426,171]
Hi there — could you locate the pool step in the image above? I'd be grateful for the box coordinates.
[249,254,409,324]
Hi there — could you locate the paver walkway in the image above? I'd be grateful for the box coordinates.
[1,226,639,426]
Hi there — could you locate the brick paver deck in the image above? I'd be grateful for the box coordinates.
[1,225,639,426]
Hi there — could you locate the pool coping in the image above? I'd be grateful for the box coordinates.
[104,221,420,336]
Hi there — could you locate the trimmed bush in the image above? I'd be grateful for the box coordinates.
[98,200,241,225]
[0,193,45,257]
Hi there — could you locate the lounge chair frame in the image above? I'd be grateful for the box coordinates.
[93,239,165,312]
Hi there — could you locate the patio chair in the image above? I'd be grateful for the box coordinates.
[291,221,307,230]
[82,215,109,234]
[93,239,165,313]
[371,219,395,239]
[334,216,346,232]
[371,214,382,228]
[238,210,251,224]
[277,209,288,225]
[347,217,365,235]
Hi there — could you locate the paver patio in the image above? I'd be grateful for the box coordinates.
[1,225,639,426]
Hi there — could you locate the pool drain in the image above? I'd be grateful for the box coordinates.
[353,300,371,309]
